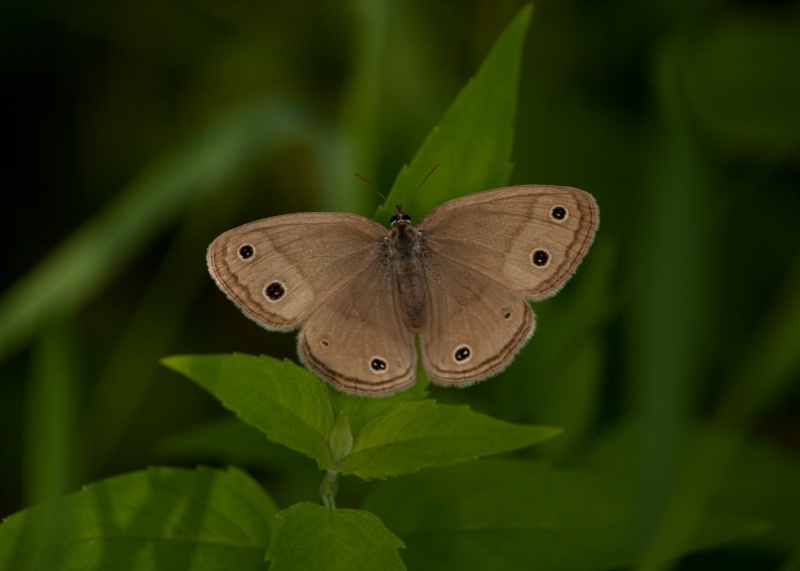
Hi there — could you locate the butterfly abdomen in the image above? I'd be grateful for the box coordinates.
[387,221,427,331]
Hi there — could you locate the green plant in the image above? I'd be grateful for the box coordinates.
[0,5,788,570]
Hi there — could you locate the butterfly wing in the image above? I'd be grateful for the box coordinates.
[417,185,597,386]
[298,259,417,396]
[207,213,386,330]
[417,186,599,299]
[419,253,535,385]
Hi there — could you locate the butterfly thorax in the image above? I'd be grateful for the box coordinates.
[387,206,427,332]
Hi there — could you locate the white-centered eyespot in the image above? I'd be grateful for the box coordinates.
[550,206,568,222]
[532,249,551,268]
[238,244,255,260]
[370,356,388,374]
[264,281,286,301]
[453,344,473,364]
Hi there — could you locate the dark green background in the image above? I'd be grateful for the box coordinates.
[2,1,799,569]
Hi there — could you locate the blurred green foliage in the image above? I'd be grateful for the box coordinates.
[1,1,799,569]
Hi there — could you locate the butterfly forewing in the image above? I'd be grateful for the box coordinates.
[418,186,599,299]
[206,213,385,330]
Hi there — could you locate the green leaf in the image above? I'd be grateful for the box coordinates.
[161,356,559,481]
[362,459,767,571]
[375,4,532,223]
[266,503,405,571]
[162,354,334,468]
[326,374,428,436]
[157,416,320,476]
[25,321,80,506]
[339,400,561,479]
[329,413,354,466]
[0,467,275,571]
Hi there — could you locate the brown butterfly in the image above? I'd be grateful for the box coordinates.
[207,185,599,396]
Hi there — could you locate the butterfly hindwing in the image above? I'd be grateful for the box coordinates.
[298,258,417,395]
[419,253,535,385]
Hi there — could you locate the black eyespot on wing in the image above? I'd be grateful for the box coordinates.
[551,206,567,221]
[532,249,550,267]
[238,245,255,259]
[265,281,286,301]
[454,345,472,363]
[370,357,388,373]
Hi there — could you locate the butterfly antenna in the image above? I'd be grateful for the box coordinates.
[407,163,440,206]
[355,172,387,203]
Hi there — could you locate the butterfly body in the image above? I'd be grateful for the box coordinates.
[207,185,599,396]
[385,206,427,331]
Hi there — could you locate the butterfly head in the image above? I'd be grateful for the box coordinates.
[390,204,413,227]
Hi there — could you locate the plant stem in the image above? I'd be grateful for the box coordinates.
[320,468,339,510]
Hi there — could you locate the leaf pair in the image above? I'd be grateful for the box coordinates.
[161,353,561,479]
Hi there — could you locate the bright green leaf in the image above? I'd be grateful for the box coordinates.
[162,354,334,468]
[0,467,275,571]
[266,503,405,571]
[362,459,766,571]
[376,4,532,223]
[340,400,561,479]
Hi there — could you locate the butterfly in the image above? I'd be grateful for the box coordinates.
[207,185,598,396]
